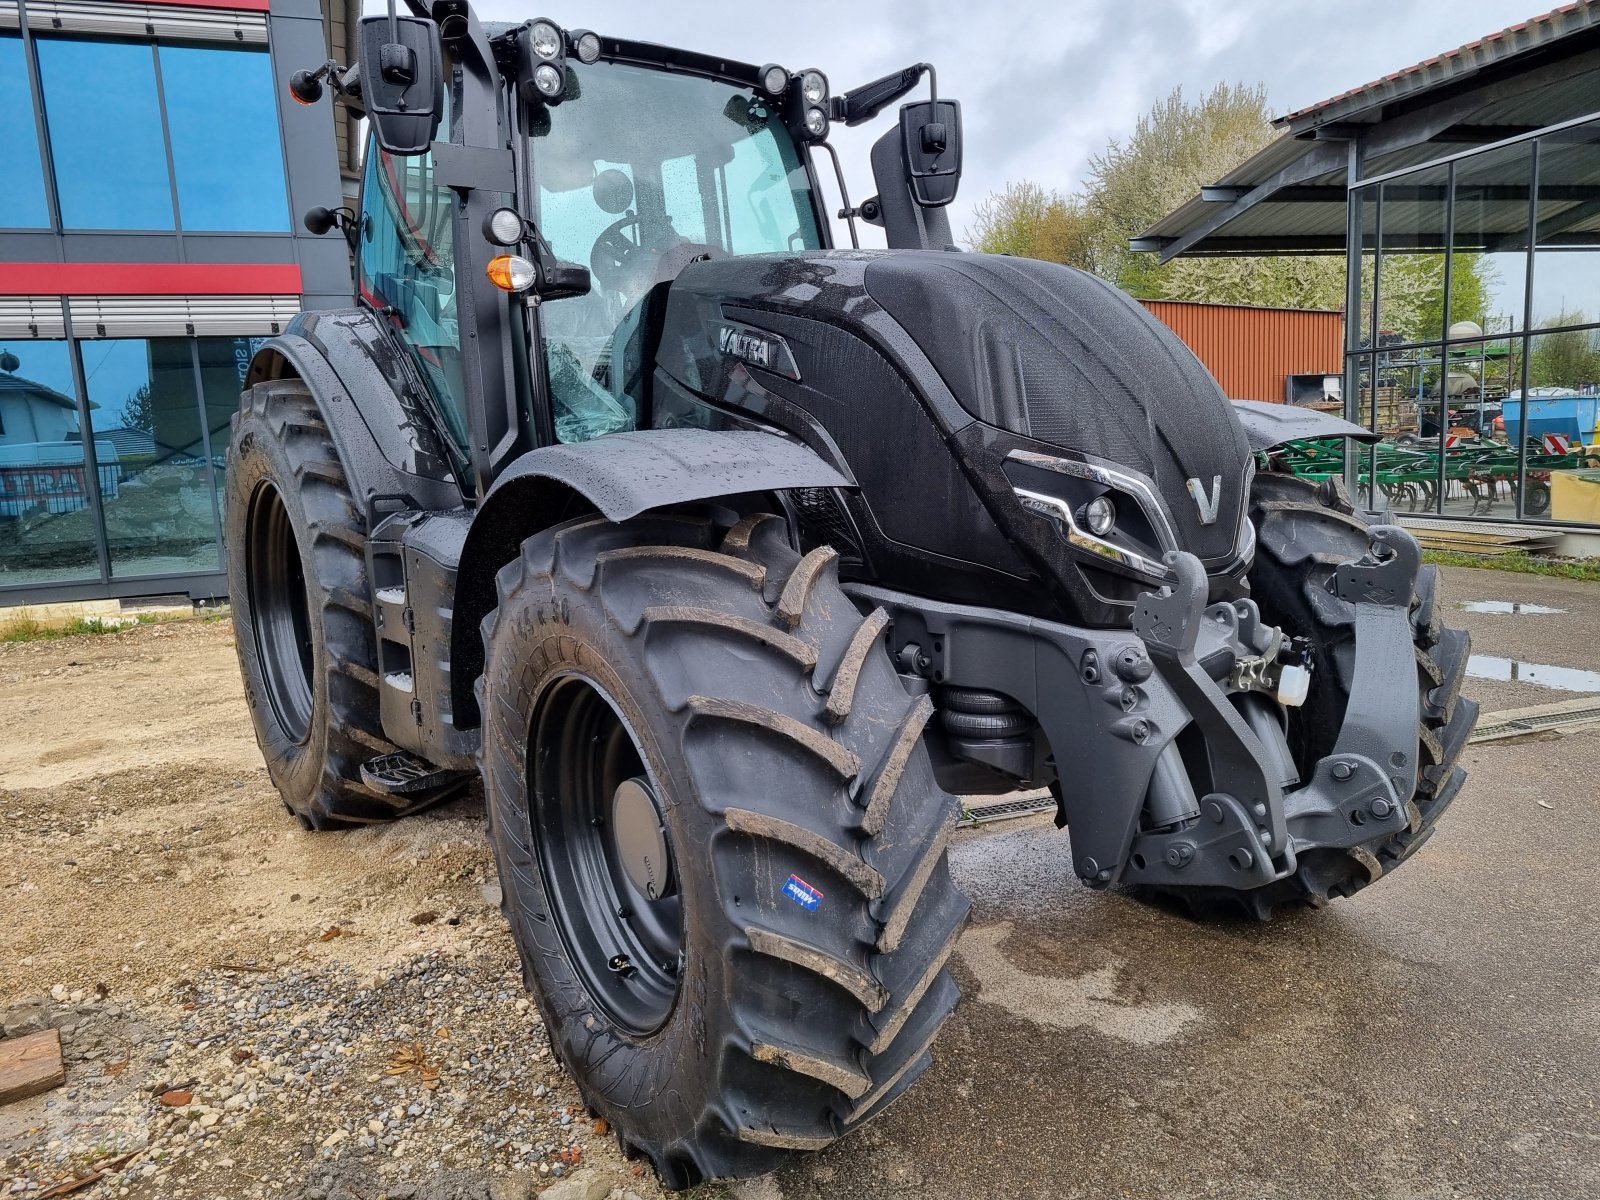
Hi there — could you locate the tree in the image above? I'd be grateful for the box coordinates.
[964,84,1347,310]
[122,383,158,435]
[968,181,1097,269]
[1372,252,1500,345]
[1530,314,1600,389]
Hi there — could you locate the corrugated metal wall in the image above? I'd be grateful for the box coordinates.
[1140,300,1342,402]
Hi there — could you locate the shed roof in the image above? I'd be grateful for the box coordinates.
[1134,2,1600,261]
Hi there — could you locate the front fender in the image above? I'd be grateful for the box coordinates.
[450,428,852,724]
[1231,399,1379,453]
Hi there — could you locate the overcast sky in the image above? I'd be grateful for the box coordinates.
[437,0,1548,245]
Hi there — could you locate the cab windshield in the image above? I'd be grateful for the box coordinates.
[530,59,823,442]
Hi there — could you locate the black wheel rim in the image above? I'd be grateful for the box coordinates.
[246,481,315,744]
[530,674,684,1035]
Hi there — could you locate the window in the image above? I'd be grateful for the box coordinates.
[0,340,101,586]
[1449,142,1533,339]
[0,36,50,230]
[1376,164,1450,347]
[161,45,290,232]
[531,60,822,443]
[1531,120,1600,331]
[196,336,267,522]
[36,38,174,231]
[359,140,469,449]
[80,338,220,578]
[32,36,291,233]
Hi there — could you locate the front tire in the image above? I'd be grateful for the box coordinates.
[479,511,969,1186]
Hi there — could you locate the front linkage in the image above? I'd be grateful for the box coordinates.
[856,523,1431,903]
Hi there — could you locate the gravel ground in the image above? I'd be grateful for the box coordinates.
[0,622,689,1200]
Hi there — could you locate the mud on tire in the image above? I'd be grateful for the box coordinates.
[478,511,970,1186]
[1156,472,1476,919]
[226,379,447,828]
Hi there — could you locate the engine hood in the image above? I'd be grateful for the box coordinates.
[861,253,1253,567]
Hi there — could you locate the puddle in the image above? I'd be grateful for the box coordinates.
[1457,600,1567,615]
[1466,655,1600,693]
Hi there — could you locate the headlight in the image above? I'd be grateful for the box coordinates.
[529,20,562,59]
[760,64,788,96]
[533,63,563,97]
[804,107,828,137]
[574,30,602,64]
[800,70,827,105]
[1084,496,1116,536]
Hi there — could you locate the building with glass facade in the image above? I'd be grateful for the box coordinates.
[0,0,352,603]
[1136,3,1600,538]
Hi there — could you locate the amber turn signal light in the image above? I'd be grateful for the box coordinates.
[486,255,537,292]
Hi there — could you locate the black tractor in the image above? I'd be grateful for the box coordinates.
[229,1,1475,1186]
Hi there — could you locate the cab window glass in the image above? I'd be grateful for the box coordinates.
[358,134,468,449]
[530,60,821,444]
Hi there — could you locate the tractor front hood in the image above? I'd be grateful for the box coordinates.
[652,250,1259,628]
[859,253,1254,572]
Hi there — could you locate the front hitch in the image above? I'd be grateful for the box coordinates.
[1124,527,1424,890]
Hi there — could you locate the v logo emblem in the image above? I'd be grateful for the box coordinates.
[1186,475,1223,526]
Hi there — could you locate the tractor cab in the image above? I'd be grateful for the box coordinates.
[296,4,961,492]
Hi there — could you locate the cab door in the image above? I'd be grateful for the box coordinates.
[357,133,470,453]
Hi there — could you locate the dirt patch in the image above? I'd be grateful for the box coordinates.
[0,622,687,1200]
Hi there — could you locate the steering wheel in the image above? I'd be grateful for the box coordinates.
[590,215,650,292]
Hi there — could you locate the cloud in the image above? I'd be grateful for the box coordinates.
[381,0,1550,243]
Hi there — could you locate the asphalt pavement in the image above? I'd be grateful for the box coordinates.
[753,564,1600,1200]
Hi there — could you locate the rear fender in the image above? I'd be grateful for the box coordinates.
[450,428,852,725]
[244,309,463,522]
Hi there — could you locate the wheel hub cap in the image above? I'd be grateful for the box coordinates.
[611,777,674,900]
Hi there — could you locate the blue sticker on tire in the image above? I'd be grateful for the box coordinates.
[783,874,823,911]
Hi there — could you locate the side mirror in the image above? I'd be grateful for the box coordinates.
[357,14,442,156]
[899,99,962,207]
[535,259,592,303]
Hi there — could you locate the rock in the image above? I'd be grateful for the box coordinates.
[198,1113,221,1128]
[158,1089,193,1107]
[538,1171,610,1200]
[322,1129,350,1149]
[487,1176,534,1200]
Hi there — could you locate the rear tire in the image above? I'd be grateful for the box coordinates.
[226,379,445,827]
[1147,472,1476,919]
[479,511,969,1185]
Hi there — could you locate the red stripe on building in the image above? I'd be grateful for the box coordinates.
[0,263,302,296]
[127,0,272,11]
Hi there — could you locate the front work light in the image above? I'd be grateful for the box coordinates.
[484,207,525,246]
[487,255,537,293]
[574,30,602,64]
[533,63,563,98]
[800,70,827,105]
[760,63,789,96]
[804,107,828,137]
[529,20,562,59]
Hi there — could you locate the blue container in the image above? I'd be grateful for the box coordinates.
[1502,395,1600,444]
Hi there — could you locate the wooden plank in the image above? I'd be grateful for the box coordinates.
[0,1028,65,1105]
